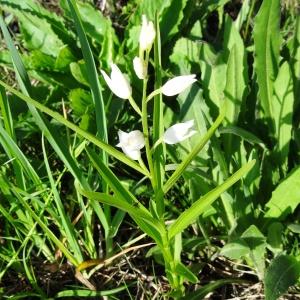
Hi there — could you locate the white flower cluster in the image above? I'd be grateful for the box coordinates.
[100,15,197,160]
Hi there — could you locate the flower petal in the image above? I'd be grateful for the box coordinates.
[128,130,145,149]
[163,120,197,144]
[139,15,155,51]
[161,74,197,96]
[122,147,141,160]
[110,64,132,99]
[133,56,146,79]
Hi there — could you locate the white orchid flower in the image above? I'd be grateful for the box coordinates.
[133,56,146,79]
[139,15,156,52]
[161,74,197,96]
[116,130,145,160]
[163,120,197,145]
[101,64,132,99]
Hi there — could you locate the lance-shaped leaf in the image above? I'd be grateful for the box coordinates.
[168,160,255,239]
[253,0,281,129]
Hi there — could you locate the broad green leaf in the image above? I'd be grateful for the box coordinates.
[55,45,76,71]
[223,16,248,125]
[168,160,256,239]
[241,225,266,279]
[199,43,226,116]
[288,223,300,233]
[253,0,281,128]
[219,238,250,260]
[27,50,56,71]
[273,62,294,170]
[267,222,283,253]
[69,88,93,116]
[0,0,73,45]
[265,255,300,300]
[70,61,89,86]
[170,37,201,73]
[19,13,64,57]
[291,15,300,107]
[159,0,188,42]
[265,166,300,219]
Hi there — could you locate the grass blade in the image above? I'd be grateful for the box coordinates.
[66,0,108,165]
[42,135,83,262]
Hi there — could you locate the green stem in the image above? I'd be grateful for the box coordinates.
[142,51,155,188]
[128,96,142,116]
[161,227,184,296]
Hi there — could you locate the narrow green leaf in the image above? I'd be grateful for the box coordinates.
[219,125,266,149]
[253,0,281,128]
[0,80,148,176]
[42,136,83,262]
[180,279,248,300]
[85,147,143,208]
[66,0,108,165]
[0,125,41,187]
[175,262,198,284]
[77,187,164,248]
[163,109,225,194]
[10,187,78,266]
[55,286,128,298]
[265,255,300,300]
[168,160,255,239]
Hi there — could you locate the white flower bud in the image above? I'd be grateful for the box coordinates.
[116,130,145,160]
[133,56,146,79]
[139,15,156,52]
[161,74,197,96]
[163,120,197,145]
[101,64,132,99]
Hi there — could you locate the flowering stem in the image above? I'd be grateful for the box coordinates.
[128,96,142,116]
[142,50,155,188]
[146,88,161,103]
[150,137,163,154]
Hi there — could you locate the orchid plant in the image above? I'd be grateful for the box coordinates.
[93,14,255,297]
